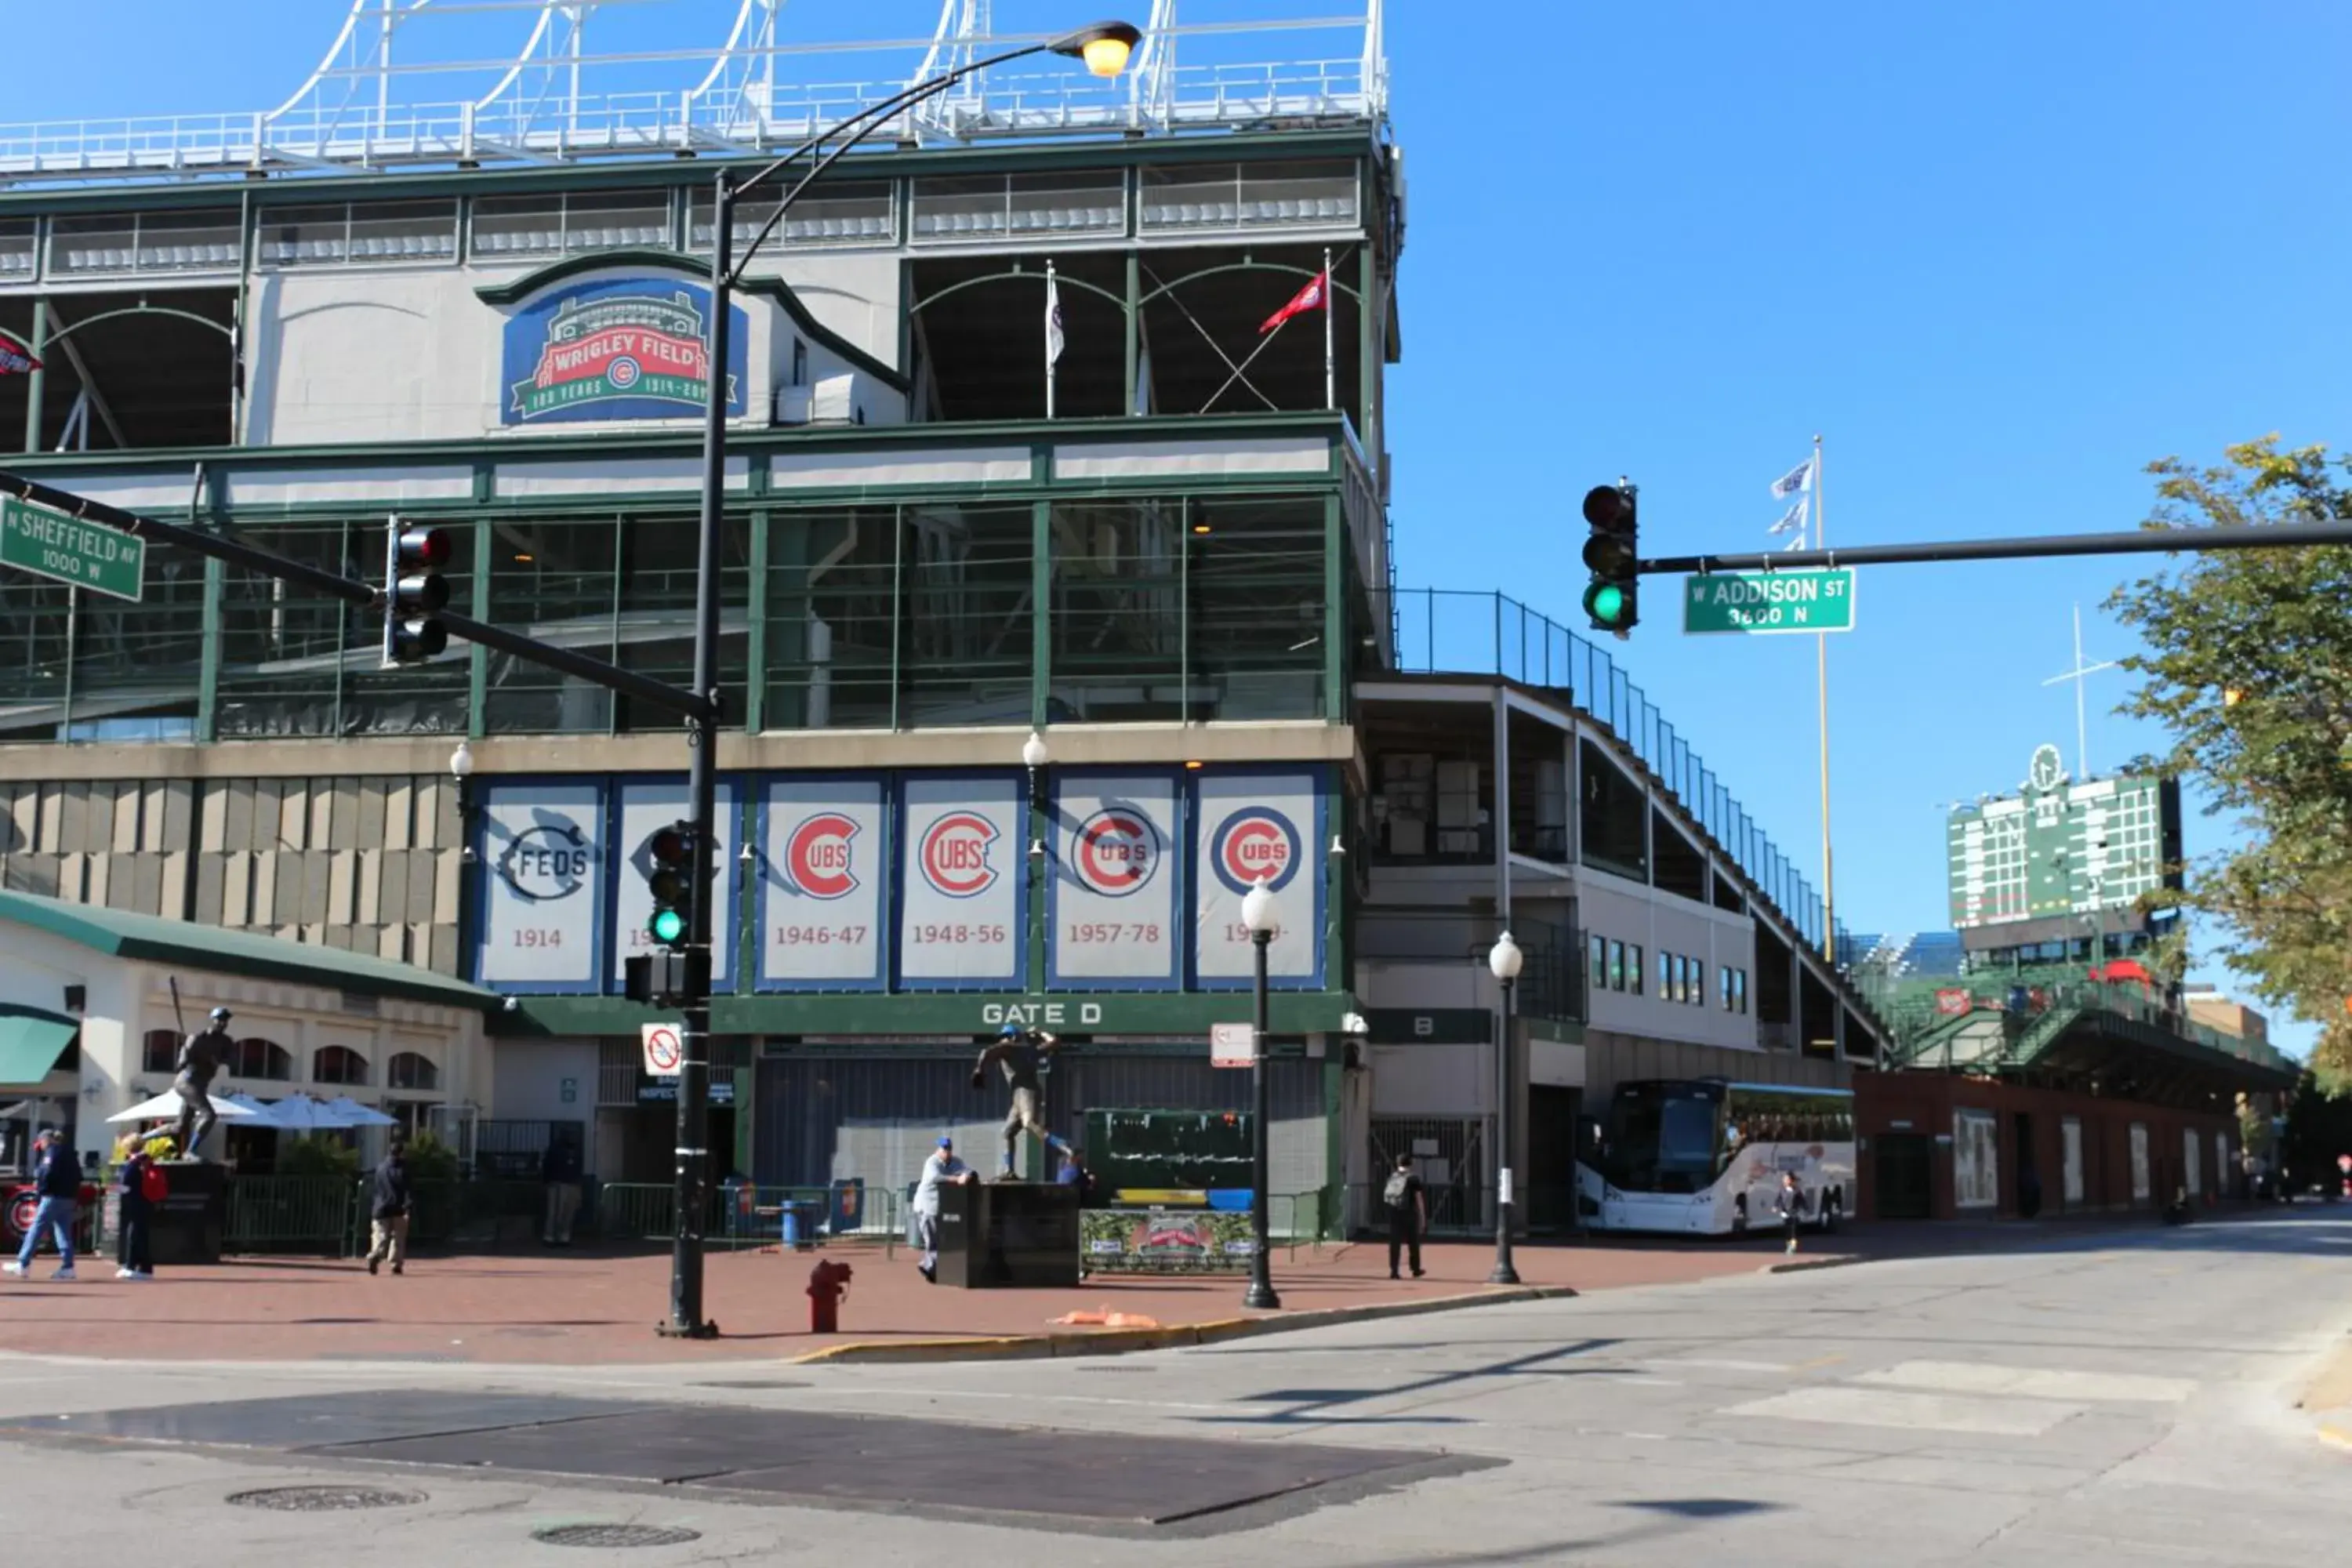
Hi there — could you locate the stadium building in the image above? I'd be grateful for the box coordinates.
[0,1,1879,1231]
[1847,743,2296,1221]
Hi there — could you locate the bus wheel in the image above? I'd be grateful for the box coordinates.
[1821,1191,1842,1235]
[1732,1194,1748,1235]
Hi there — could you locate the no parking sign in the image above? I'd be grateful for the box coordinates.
[641,1022,683,1078]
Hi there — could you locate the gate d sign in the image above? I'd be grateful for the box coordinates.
[641,1022,684,1078]
[0,497,146,603]
[1683,568,1854,636]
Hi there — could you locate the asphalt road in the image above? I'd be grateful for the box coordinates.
[5,1208,2349,1565]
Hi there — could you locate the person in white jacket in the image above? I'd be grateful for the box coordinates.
[912,1135,975,1283]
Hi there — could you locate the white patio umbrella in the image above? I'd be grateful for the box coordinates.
[261,1092,356,1133]
[322,1095,399,1128]
[107,1089,265,1124]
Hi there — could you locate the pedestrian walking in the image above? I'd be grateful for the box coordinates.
[911,1135,974,1284]
[115,1145,165,1279]
[4,1130,82,1281]
[1775,1170,1808,1255]
[540,1130,585,1247]
[1382,1152,1426,1280]
[365,1139,412,1276]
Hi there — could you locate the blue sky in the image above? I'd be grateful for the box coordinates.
[7,2,2342,1052]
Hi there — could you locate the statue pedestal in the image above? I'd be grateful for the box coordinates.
[149,1160,227,1266]
[935,1181,1080,1289]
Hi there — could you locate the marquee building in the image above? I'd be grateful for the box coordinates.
[0,1,1876,1229]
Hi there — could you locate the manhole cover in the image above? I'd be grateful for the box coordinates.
[532,1524,703,1549]
[228,1485,425,1512]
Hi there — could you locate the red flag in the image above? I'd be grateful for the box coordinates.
[0,340,39,377]
[1258,270,1328,335]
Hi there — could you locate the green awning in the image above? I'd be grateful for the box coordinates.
[0,1011,77,1086]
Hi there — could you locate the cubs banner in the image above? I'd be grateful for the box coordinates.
[501,276,748,426]
[897,774,1024,989]
[1048,775,1181,988]
[476,781,607,991]
[611,779,738,992]
[759,777,887,990]
[1194,771,1322,987]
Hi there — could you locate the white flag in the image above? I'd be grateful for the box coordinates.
[1769,496,1809,538]
[1045,267,1065,370]
[1769,457,1814,499]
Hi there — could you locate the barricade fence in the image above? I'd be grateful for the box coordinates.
[75,1174,1323,1258]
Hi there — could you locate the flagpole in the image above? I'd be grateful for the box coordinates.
[1322,249,1335,412]
[1813,431,1835,954]
[1045,260,1058,422]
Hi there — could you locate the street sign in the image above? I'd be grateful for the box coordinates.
[1682,568,1854,635]
[641,1022,683,1077]
[1210,1022,1257,1067]
[0,495,145,602]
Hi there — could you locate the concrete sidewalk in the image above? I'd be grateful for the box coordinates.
[0,1231,1853,1367]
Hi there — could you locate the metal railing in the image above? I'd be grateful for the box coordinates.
[0,62,1383,185]
[1377,587,1847,962]
[1878,975,2296,1075]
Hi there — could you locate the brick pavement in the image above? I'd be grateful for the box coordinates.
[0,1231,1849,1366]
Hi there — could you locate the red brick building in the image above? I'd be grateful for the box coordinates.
[1854,989,2295,1221]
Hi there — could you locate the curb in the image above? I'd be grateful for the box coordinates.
[2321,1421,2352,1455]
[788,1283,1579,1366]
[1766,1254,1864,1275]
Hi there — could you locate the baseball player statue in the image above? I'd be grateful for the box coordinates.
[972,1024,1074,1180]
[165,1007,234,1160]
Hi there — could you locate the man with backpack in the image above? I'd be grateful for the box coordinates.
[116,1145,165,1279]
[1383,1152,1427,1280]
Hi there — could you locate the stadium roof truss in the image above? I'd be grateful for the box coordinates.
[0,0,1389,186]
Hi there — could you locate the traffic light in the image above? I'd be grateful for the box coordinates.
[382,521,451,666]
[646,822,694,949]
[1581,482,1639,637]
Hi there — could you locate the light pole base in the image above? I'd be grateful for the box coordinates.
[657,1319,720,1340]
[1486,1262,1522,1287]
[1243,1283,1282,1311]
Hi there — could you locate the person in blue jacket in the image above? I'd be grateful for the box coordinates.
[5,1130,83,1281]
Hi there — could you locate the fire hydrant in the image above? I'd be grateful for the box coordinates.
[808,1258,853,1334]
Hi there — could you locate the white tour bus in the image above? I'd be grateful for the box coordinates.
[1579,1078,1857,1236]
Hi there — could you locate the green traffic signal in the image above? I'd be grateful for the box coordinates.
[1580,480,1639,635]
[646,822,693,952]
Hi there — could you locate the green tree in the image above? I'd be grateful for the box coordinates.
[2108,437,2352,1090]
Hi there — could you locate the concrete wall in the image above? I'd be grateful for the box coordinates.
[0,775,466,975]
[1577,871,1757,1051]
[246,254,903,447]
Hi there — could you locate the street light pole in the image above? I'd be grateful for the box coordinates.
[1487,931,1523,1286]
[663,21,1142,1339]
[1242,875,1281,1311]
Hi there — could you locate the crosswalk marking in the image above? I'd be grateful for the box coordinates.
[1853,1361,2194,1404]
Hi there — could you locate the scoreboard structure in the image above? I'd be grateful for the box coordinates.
[1946,744,2183,951]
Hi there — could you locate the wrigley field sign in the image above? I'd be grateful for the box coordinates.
[503,276,746,426]
[0,495,145,601]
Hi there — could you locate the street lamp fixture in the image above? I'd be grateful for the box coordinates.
[450,742,477,865]
[1049,20,1144,78]
[1240,874,1281,1312]
[662,20,1142,1341]
[1487,931,1523,1287]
